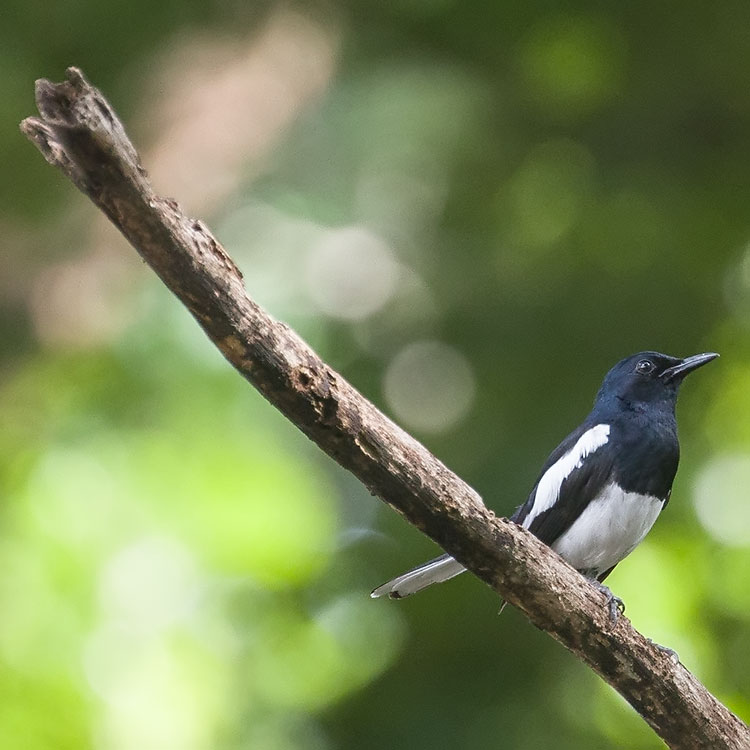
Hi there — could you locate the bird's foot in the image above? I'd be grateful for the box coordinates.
[590,580,625,625]
[647,638,679,663]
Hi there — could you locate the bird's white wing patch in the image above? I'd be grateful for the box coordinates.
[523,423,610,529]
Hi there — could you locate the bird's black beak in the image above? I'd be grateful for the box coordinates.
[661,352,719,382]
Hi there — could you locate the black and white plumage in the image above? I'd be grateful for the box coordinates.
[371,351,718,617]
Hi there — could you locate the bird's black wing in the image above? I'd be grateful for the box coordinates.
[511,421,594,527]
[511,421,617,547]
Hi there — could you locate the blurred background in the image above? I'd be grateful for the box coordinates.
[2,1,750,748]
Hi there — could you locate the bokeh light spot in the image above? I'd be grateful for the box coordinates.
[383,340,475,433]
[99,537,200,633]
[703,361,750,448]
[507,139,595,248]
[27,448,122,549]
[252,595,404,711]
[305,226,400,320]
[85,628,225,750]
[520,15,626,118]
[135,435,338,587]
[723,242,750,326]
[694,454,750,546]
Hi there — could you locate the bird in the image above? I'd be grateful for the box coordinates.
[371,351,719,621]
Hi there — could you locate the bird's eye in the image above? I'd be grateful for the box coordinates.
[636,359,655,374]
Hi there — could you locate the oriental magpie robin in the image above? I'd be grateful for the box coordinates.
[371,351,718,621]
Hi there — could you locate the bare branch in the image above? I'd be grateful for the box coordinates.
[21,67,749,750]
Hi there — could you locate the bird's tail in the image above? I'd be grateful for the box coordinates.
[370,554,466,599]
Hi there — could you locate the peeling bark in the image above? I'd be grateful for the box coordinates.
[21,68,750,750]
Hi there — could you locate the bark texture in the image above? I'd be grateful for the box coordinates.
[21,67,750,750]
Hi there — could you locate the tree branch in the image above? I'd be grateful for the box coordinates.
[20,67,749,750]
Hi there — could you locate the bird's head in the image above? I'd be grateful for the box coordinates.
[595,351,719,410]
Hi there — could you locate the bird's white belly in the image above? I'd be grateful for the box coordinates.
[551,484,664,576]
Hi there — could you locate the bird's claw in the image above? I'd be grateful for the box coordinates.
[607,594,625,624]
[590,580,625,625]
[647,638,679,663]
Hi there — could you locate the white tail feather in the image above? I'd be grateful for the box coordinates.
[370,554,466,599]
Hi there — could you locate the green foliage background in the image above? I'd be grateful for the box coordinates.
[2,2,750,748]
